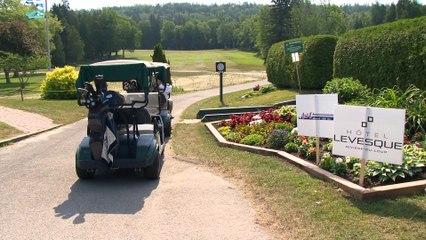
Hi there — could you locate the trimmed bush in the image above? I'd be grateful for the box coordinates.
[267,128,291,150]
[322,77,370,103]
[40,66,78,99]
[266,35,338,90]
[333,16,426,89]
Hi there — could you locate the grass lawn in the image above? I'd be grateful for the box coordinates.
[172,123,426,240]
[181,87,299,119]
[125,49,265,72]
[0,122,23,141]
[0,73,46,97]
[0,98,87,125]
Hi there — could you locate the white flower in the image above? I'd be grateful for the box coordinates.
[336,158,343,164]
[322,152,331,159]
[345,156,352,163]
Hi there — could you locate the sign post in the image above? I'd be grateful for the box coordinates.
[215,61,226,106]
[284,40,303,93]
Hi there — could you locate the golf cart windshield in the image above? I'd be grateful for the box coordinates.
[76,60,170,101]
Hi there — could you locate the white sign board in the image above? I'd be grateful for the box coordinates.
[296,94,338,138]
[332,105,405,165]
[291,52,300,62]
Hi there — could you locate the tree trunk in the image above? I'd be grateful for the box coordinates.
[122,49,125,59]
[5,71,11,84]
[13,71,19,78]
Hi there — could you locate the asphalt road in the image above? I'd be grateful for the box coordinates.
[0,80,271,240]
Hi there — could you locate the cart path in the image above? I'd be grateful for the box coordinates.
[0,106,57,133]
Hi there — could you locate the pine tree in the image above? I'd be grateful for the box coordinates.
[151,43,167,63]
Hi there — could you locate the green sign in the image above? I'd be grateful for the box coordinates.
[284,40,304,53]
[26,10,44,19]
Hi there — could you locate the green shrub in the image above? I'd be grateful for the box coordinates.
[334,16,426,89]
[266,35,338,90]
[240,134,264,146]
[284,142,298,153]
[366,85,425,138]
[40,66,78,99]
[322,77,369,103]
[267,129,291,150]
[259,84,277,94]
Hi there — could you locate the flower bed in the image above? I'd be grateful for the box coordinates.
[215,105,426,188]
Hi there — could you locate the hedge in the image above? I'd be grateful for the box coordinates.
[333,16,426,89]
[266,35,338,90]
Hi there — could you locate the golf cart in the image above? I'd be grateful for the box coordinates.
[75,60,173,180]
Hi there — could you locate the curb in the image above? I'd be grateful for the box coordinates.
[0,124,64,146]
[196,99,296,121]
[205,122,426,200]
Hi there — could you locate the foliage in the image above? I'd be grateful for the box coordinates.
[266,35,338,90]
[241,84,277,99]
[151,43,168,63]
[365,85,425,138]
[224,131,242,143]
[291,2,349,37]
[217,126,231,136]
[284,142,298,153]
[267,128,291,150]
[333,16,426,90]
[240,134,264,146]
[273,105,296,121]
[365,145,426,183]
[322,77,370,104]
[259,84,276,94]
[319,153,348,177]
[295,136,316,160]
[40,66,77,99]
[274,122,294,132]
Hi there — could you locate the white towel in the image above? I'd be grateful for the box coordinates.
[101,112,117,164]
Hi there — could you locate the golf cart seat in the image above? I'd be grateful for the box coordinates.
[122,92,166,115]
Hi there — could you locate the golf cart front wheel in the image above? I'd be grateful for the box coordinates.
[76,165,95,180]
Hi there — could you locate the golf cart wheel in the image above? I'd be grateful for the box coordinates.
[164,124,171,137]
[76,165,95,180]
[144,152,162,180]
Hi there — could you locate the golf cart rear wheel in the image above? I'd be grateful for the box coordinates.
[76,165,95,180]
[164,124,171,137]
[144,152,162,180]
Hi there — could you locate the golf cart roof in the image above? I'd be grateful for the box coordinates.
[75,60,170,91]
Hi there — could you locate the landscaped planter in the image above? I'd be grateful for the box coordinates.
[206,122,426,200]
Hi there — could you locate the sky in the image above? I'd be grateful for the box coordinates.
[26,0,426,10]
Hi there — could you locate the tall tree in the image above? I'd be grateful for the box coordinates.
[51,34,65,66]
[151,43,167,63]
[396,0,422,19]
[51,1,84,64]
[385,3,397,22]
[370,2,386,25]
